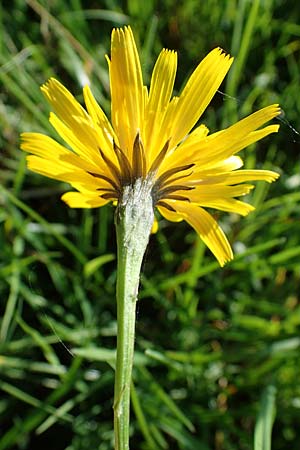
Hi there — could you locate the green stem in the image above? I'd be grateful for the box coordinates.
[114,178,154,450]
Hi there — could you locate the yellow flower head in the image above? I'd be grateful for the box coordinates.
[21,26,280,266]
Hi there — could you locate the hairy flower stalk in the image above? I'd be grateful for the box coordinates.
[114,178,154,449]
[21,26,280,449]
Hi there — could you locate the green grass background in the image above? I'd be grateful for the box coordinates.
[1,0,300,449]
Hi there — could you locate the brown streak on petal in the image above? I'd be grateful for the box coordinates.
[157,200,176,212]
[100,192,119,200]
[156,163,195,187]
[98,147,122,186]
[132,133,147,179]
[163,194,190,202]
[87,171,120,192]
[96,187,117,194]
[158,184,194,199]
[113,140,132,182]
[148,140,170,175]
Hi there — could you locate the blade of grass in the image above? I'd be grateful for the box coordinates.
[0,237,22,341]
[130,380,159,450]
[17,315,60,366]
[224,0,261,123]
[0,184,87,264]
[26,0,108,88]
[254,385,277,450]
[0,357,82,450]
[0,381,73,423]
[139,366,195,433]
[158,237,285,290]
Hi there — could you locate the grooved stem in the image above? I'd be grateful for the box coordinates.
[114,179,154,450]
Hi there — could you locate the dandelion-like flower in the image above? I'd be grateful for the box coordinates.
[21,26,280,266]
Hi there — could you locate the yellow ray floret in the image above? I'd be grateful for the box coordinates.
[158,202,233,266]
[20,25,280,265]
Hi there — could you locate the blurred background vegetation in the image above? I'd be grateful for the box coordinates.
[1,0,300,449]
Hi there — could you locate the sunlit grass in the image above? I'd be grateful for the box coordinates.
[1,1,300,449]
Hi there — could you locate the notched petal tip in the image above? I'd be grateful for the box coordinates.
[276,107,286,120]
[212,46,234,63]
[261,104,281,122]
[263,170,280,182]
[162,48,177,56]
[40,77,60,94]
[272,104,281,116]
[20,132,30,146]
[219,253,234,267]
[111,25,133,46]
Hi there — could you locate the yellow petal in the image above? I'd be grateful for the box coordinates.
[157,95,179,151]
[187,169,279,185]
[41,78,89,128]
[163,107,279,172]
[157,206,183,222]
[110,26,144,156]
[200,156,244,173]
[176,184,255,200]
[21,133,100,173]
[195,199,255,216]
[83,85,116,151]
[160,123,210,168]
[216,169,279,184]
[26,154,113,194]
[49,113,108,170]
[21,132,70,159]
[26,155,74,180]
[169,48,233,147]
[144,49,177,160]
[61,192,110,208]
[26,155,90,184]
[159,201,233,266]
[147,49,177,120]
[219,125,280,161]
[41,80,116,169]
[186,107,279,164]
[178,124,209,147]
[151,216,159,234]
